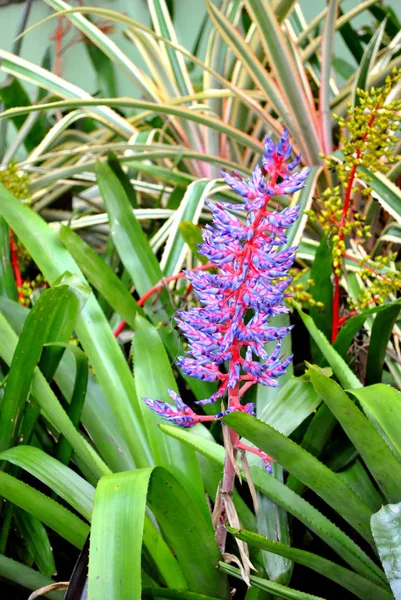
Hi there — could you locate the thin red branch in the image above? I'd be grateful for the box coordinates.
[10,230,24,301]
[113,262,214,337]
[331,110,378,342]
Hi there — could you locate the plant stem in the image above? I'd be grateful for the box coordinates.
[215,411,239,553]
[113,262,213,337]
[331,110,378,342]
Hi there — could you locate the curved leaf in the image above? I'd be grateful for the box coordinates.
[309,366,401,504]
[0,445,94,521]
[160,424,386,585]
[0,472,88,548]
[371,502,401,600]
[88,467,227,600]
[224,411,374,543]
[229,528,392,600]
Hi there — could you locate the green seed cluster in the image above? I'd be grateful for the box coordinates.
[308,68,401,276]
[349,253,401,310]
[0,162,30,201]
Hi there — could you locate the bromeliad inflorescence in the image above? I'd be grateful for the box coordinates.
[143,130,310,473]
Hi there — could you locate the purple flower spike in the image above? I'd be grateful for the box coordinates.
[143,129,310,463]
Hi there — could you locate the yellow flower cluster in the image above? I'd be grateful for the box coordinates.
[349,253,401,310]
[284,268,324,310]
[309,68,401,276]
[18,274,47,307]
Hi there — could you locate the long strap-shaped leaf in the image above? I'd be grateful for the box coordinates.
[204,0,297,141]
[161,179,215,276]
[308,366,401,504]
[160,424,386,586]
[0,184,153,469]
[0,446,94,521]
[244,0,323,164]
[224,412,374,543]
[0,50,134,138]
[219,562,329,599]
[0,276,88,453]
[351,384,401,462]
[0,554,64,600]
[0,311,107,482]
[88,467,228,600]
[0,97,264,156]
[229,527,392,600]
[133,315,208,522]
[0,472,88,548]
[319,0,338,154]
[0,297,136,474]
[96,162,215,403]
[43,0,160,101]
[295,305,361,389]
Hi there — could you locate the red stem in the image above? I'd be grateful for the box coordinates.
[331,110,378,342]
[10,231,24,301]
[113,262,213,337]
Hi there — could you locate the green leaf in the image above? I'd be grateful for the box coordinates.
[366,303,401,385]
[142,516,187,589]
[350,384,401,461]
[14,509,56,577]
[88,468,227,600]
[107,151,137,208]
[334,300,401,358]
[361,168,401,225]
[0,445,94,521]
[132,314,208,522]
[86,43,117,99]
[160,424,386,585]
[54,343,89,466]
[178,222,208,264]
[58,225,144,329]
[142,591,221,600]
[161,179,213,276]
[0,76,46,151]
[229,528,392,600]
[223,411,374,543]
[295,304,361,389]
[319,0,338,154]
[0,182,153,469]
[352,19,387,107]
[0,274,89,453]
[0,310,108,482]
[219,562,327,599]
[0,472,88,548]
[309,237,333,343]
[308,366,401,504]
[96,161,214,402]
[258,376,321,437]
[88,468,151,600]
[339,459,384,514]
[0,554,64,599]
[243,0,323,164]
[337,7,364,64]
[0,297,136,473]
[95,161,172,326]
[371,502,401,600]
